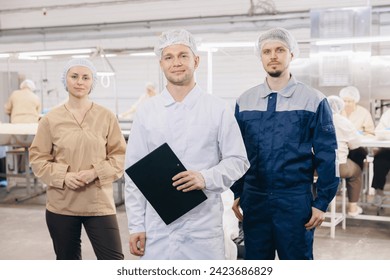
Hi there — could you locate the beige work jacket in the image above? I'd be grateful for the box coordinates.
[29,103,126,216]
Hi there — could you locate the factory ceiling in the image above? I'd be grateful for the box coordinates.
[0,0,390,54]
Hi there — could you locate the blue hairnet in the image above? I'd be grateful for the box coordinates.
[62,58,97,91]
[154,29,198,59]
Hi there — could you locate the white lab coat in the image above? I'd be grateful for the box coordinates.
[332,113,361,164]
[341,105,375,136]
[376,109,390,131]
[124,85,249,260]
[221,189,240,260]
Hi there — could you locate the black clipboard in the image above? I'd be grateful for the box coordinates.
[125,143,207,225]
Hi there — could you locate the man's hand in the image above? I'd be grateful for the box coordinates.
[172,170,205,192]
[232,197,243,221]
[129,232,146,257]
[304,207,325,230]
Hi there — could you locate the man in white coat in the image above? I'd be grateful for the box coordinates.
[124,29,249,260]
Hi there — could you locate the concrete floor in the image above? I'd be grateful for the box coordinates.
[1,183,390,260]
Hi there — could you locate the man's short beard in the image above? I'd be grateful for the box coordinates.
[268,71,282,78]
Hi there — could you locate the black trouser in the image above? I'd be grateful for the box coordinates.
[46,210,124,260]
[372,148,390,191]
[0,157,5,180]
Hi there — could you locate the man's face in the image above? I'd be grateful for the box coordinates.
[160,44,199,86]
[260,41,293,78]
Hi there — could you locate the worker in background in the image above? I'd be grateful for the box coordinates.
[339,86,375,136]
[327,95,363,216]
[371,109,390,206]
[232,27,339,260]
[4,79,41,123]
[124,29,249,260]
[29,58,126,260]
[119,82,157,120]
[0,129,5,186]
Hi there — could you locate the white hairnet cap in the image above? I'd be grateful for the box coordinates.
[62,58,97,91]
[327,95,345,114]
[154,29,198,59]
[255,27,300,59]
[339,86,360,103]
[20,79,36,91]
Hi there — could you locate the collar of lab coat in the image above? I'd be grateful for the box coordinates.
[161,84,202,109]
[259,75,298,99]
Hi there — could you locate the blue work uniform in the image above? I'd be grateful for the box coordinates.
[232,76,339,260]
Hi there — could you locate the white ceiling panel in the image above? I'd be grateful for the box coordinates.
[0,0,389,54]
[0,0,387,30]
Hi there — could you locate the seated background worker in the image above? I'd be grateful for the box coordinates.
[4,79,41,123]
[0,142,6,187]
[371,109,390,206]
[339,86,375,136]
[328,96,363,216]
[119,82,157,120]
[4,79,41,175]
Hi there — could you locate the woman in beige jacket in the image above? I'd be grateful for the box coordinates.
[29,58,126,260]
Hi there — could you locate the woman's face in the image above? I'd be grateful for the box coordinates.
[66,66,93,98]
[342,97,356,114]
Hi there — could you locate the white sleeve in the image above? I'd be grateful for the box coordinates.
[124,111,148,234]
[376,110,390,131]
[345,119,362,150]
[200,103,249,193]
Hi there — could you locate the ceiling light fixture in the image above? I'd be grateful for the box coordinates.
[18,48,94,57]
[313,36,390,46]
[17,56,38,61]
[72,55,90,58]
[199,42,255,48]
[129,52,155,57]
[97,72,115,77]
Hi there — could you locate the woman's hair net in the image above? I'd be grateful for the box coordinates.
[62,58,97,91]
[255,27,300,59]
[339,86,360,103]
[154,29,198,59]
[327,95,345,114]
[20,79,36,91]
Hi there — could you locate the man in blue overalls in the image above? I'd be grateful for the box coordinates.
[232,27,339,260]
